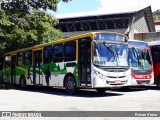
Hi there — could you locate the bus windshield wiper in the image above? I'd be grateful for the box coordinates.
[141,48,148,70]
[143,48,147,61]
[103,41,114,54]
[103,41,118,66]
[114,42,123,61]
[132,47,141,67]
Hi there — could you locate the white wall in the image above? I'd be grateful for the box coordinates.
[155,25,160,32]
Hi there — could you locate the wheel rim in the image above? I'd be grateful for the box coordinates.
[66,76,76,94]
[67,78,74,90]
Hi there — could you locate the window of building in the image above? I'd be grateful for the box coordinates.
[64,41,76,61]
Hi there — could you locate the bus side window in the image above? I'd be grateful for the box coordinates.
[53,44,64,63]
[152,47,160,63]
[4,56,11,68]
[25,50,32,65]
[18,52,24,66]
[64,41,76,62]
[44,46,53,64]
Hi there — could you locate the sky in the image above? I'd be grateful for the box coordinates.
[54,0,160,16]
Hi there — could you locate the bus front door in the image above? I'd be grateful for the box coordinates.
[11,55,16,84]
[79,38,91,87]
[33,50,43,85]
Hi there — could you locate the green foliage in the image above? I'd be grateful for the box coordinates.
[0,0,72,61]
[153,10,160,21]
[1,0,71,13]
[0,9,63,53]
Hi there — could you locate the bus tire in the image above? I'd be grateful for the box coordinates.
[20,77,26,89]
[65,76,77,95]
[96,88,106,94]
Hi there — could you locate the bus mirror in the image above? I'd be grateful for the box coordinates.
[94,41,98,49]
[132,47,138,59]
[5,56,11,61]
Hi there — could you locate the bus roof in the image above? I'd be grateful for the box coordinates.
[148,40,160,46]
[5,31,128,56]
[128,39,147,43]
[128,39,149,49]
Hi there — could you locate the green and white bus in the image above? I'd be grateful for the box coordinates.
[3,32,131,94]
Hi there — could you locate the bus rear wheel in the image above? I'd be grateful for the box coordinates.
[20,77,26,89]
[96,88,106,94]
[65,76,77,95]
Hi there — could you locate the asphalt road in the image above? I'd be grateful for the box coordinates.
[0,86,160,120]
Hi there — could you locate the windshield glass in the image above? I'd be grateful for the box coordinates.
[128,48,152,71]
[93,42,128,66]
[94,33,127,42]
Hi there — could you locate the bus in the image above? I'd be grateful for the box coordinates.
[148,40,160,86]
[3,32,131,94]
[128,40,154,86]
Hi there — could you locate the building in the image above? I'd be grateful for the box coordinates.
[155,20,160,32]
[134,19,160,42]
[55,6,155,39]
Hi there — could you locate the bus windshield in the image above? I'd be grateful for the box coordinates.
[128,48,152,71]
[93,42,128,67]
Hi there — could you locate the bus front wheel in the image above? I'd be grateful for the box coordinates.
[65,76,77,95]
[20,77,26,89]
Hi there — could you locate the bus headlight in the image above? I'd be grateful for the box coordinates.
[94,70,105,79]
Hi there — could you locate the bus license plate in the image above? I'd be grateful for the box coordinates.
[142,82,146,85]
[115,80,121,84]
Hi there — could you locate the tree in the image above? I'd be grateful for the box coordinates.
[153,10,160,21]
[0,9,63,52]
[1,0,71,14]
[0,0,72,60]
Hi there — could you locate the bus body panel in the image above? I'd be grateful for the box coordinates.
[91,63,131,88]
[153,63,160,84]
[128,40,154,86]
[148,42,160,86]
[3,32,132,92]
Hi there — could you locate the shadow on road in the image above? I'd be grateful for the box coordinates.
[11,86,124,98]
[109,86,160,92]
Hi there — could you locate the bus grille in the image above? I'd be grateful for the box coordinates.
[107,80,127,85]
[136,80,150,85]
[107,76,126,78]
[103,68,129,72]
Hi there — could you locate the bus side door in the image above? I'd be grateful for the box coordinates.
[78,37,91,87]
[11,55,16,84]
[33,49,43,85]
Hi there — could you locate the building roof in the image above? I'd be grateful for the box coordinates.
[56,10,136,20]
[55,6,155,33]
